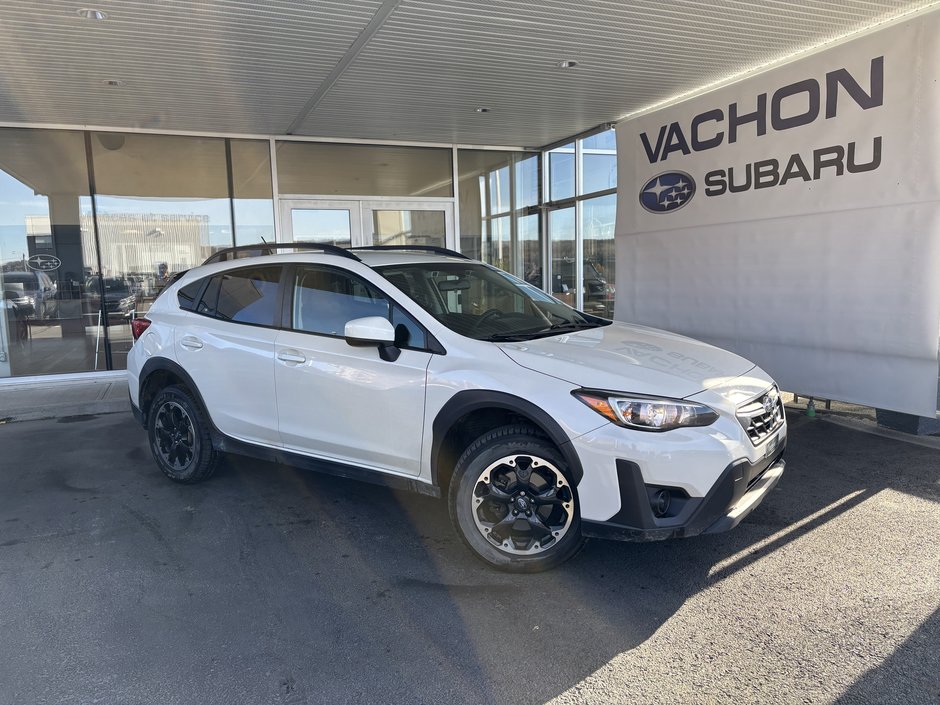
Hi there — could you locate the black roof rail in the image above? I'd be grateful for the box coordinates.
[202,243,361,266]
[349,245,471,260]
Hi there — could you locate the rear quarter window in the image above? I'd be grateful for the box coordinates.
[176,278,202,310]
[213,266,282,326]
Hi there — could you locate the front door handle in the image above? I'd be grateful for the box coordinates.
[180,335,203,350]
[277,349,306,364]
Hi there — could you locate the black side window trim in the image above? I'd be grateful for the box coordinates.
[282,262,445,355]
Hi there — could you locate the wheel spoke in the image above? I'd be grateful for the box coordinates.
[525,511,553,540]
[483,482,512,503]
[533,485,564,506]
[486,511,522,542]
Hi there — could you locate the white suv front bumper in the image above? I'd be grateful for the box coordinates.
[569,383,787,539]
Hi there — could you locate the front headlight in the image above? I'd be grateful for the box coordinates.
[573,390,718,432]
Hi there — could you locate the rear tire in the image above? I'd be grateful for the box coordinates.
[449,424,585,572]
[147,385,218,483]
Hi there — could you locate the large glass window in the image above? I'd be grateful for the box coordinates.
[230,140,275,246]
[276,142,453,197]
[0,129,100,377]
[543,129,618,315]
[457,150,541,285]
[581,194,617,318]
[90,132,233,369]
[547,143,575,201]
[548,207,576,308]
[580,130,617,196]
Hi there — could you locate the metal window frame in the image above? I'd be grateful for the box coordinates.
[541,125,618,311]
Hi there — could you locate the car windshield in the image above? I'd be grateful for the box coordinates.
[375,262,610,341]
[3,272,37,291]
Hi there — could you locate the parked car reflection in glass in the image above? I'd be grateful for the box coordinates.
[83,277,140,319]
[1,270,58,319]
[526,258,615,318]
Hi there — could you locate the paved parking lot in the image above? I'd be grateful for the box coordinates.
[0,410,938,705]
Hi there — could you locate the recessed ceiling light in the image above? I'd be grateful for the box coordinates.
[77,8,108,20]
[556,59,579,69]
[101,79,125,87]
[475,107,491,113]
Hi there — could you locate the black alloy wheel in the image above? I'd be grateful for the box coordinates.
[471,453,575,555]
[153,400,196,471]
[146,385,218,483]
[450,424,585,572]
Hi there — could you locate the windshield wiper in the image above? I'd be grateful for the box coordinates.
[541,321,602,333]
[484,332,540,342]
[484,321,603,342]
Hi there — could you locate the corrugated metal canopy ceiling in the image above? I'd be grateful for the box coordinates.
[0,0,932,146]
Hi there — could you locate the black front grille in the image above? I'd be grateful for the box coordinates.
[737,387,785,445]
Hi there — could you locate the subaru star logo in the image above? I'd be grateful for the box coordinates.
[762,390,778,415]
[639,171,696,214]
[26,254,62,272]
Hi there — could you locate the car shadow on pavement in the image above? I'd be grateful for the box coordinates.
[180,411,939,705]
[0,411,938,705]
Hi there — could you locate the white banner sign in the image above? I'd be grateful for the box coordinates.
[615,11,940,416]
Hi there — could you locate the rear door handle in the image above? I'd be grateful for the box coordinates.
[277,349,306,364]
[180,335,203,350]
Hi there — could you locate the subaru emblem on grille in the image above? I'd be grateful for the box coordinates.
[762,395,775,414]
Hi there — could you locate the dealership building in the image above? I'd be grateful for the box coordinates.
[1,0,938,421]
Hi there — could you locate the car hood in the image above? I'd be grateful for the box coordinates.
[497,321,757,399]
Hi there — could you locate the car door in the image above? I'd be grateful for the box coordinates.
[176,264,283,447]
[274,263,432,476]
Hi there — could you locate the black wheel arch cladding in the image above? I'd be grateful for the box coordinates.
[431,389,584,487]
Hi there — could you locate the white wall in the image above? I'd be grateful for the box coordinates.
[615,11,940,416]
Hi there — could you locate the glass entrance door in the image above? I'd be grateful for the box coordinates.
[279,199,455,251]
[279,199,363,248]
[361,201,454,250]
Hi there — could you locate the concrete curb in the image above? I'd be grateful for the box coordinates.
[0,376,131,424]
[0,399,131,424]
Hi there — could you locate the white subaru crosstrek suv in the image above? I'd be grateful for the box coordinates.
[128,244,786,572]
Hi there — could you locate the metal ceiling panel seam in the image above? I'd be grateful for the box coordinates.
[286,0,403,134]
[0,0,933,144]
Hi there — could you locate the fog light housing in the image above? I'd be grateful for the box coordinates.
[651,489,671,517]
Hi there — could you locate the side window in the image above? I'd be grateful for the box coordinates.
[214,266,282,325]
[177,279,204,310]
[188,266,281,325]
[197,276,222,317]
[391,304,426,349]
[292,266,389,336]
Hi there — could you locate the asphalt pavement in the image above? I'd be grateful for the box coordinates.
[0,411,938,705]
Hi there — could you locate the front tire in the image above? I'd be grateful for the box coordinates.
[147,385,218,483]
[449,425,585,572]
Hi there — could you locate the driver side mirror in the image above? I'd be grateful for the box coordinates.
[344,316,401,362]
